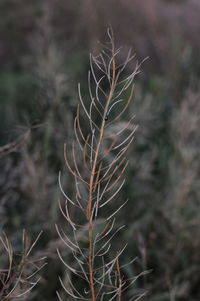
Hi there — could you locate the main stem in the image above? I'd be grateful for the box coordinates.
[87,42,116,301]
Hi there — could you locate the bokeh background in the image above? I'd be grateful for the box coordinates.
[1,0,200,300]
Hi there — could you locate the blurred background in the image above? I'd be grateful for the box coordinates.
[1,0,200,300]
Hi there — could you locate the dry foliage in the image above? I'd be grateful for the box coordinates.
[0,231,46,300]
[56,30,148,301]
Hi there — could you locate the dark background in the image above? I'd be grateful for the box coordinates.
[1,0,200,300]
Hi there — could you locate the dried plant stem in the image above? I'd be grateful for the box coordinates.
[87,39,116,301]
[0,231,45,301]
[57,29,146,301]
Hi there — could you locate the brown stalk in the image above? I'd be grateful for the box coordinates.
[57,30,145,301]
[86,37,117,301]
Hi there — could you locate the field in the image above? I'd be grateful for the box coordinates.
[1,1,200,300]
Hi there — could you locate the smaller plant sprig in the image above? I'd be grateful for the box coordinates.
[57,29,148,301]
[0,231,46,301]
